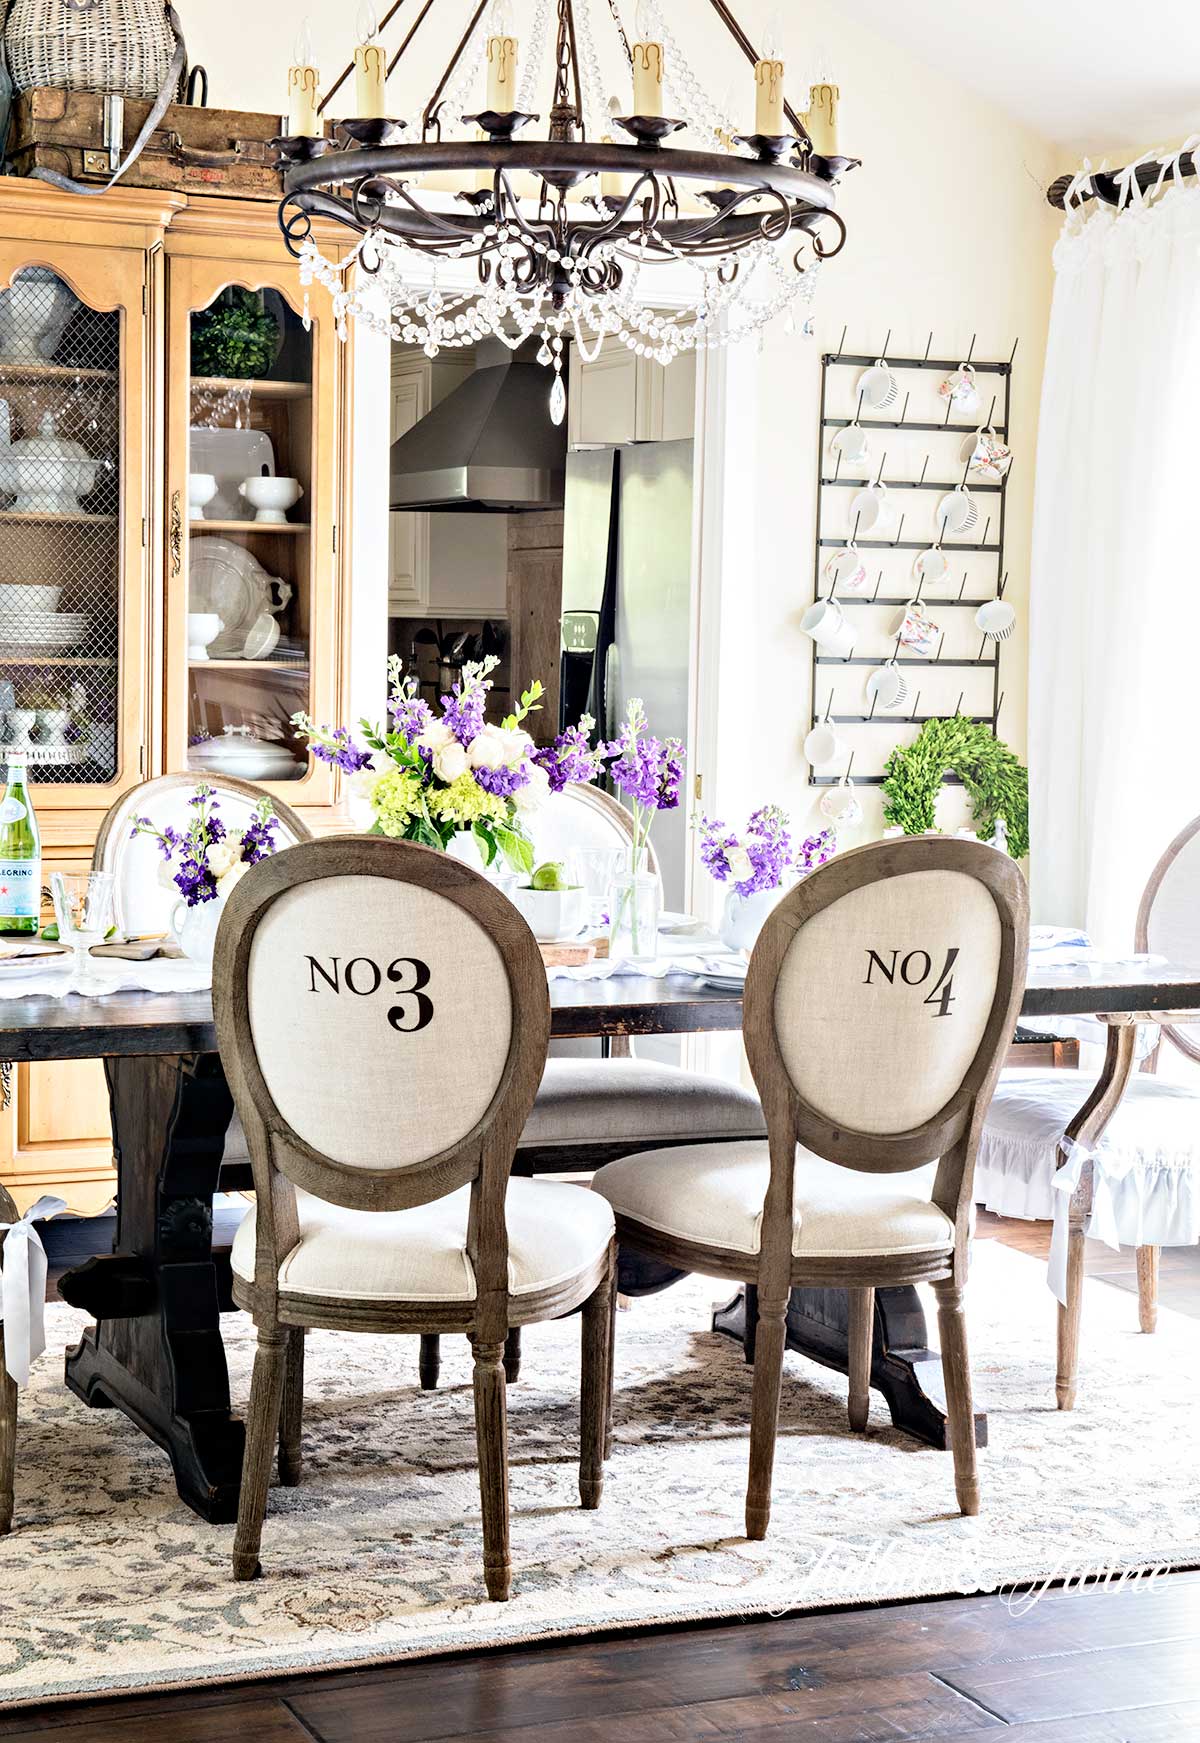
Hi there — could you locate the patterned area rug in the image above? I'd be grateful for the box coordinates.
[1,1241,1198,1709]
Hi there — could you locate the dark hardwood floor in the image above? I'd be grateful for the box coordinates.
[12,1213,1199,1741]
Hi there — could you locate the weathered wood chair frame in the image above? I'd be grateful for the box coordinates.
[606,837,1028,1531]
[213,835,615,1599]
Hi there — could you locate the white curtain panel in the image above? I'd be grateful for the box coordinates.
[1029,176,1200,950]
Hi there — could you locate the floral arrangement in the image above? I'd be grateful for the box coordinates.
[698,807,836,897]
[131,784,279,907]
[292,655,602,875]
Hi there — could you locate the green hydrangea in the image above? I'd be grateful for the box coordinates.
[363,765,423,837]
[428,772,508,827]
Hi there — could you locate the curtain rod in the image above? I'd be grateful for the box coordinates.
[1047,150,1197,209]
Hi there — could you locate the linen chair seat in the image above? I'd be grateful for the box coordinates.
[592,1141,953,1260]
[977,1069,1200,1247]
[523,1059,766,1151]
[232,1177,615,1305]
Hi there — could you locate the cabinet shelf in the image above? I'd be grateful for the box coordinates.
[0,361,116,385]
[190,519,309,534]
[0,509,115,526]
[190,658,308,672]
[0,655,116,667]
[191,375,311,401]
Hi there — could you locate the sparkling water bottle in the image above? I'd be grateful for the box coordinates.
[0,754,42,937]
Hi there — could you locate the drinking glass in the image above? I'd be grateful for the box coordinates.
[568,847,627,933]
[50,870,115,990]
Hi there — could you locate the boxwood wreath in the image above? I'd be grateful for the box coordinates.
[882,717,1029,859]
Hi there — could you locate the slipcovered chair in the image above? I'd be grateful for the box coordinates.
[94,773,312,1177]
[213,836,615,1599]
[593,839,1027,1528]
[976,812,1200,1408]
[418,781,765,1392]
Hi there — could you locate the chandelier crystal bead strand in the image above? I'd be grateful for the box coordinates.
[278,0,855,421]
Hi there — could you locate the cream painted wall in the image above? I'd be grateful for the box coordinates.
[185,0,1060,849]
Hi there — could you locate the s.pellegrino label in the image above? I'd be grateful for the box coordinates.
[0,755,41,936]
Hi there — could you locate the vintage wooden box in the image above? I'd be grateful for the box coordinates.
[5,88,286,200]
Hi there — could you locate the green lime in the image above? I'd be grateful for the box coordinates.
[41,923,59,942]
[531,861,569,892]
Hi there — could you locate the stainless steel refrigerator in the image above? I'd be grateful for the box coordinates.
[561,439,695,911]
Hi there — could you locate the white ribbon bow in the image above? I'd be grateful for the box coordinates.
[1048,1139,1135,1306]
[0,1196,66,1387]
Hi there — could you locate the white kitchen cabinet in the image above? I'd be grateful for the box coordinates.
[568,339,696,448]
[388,357,432,613]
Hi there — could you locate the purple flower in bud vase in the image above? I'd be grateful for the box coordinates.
[531,713,606,794]
[604,699,684,818]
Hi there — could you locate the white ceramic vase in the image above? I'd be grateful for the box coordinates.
[718,882,791,954]
[445,828,515,891]
[172,897,224,966]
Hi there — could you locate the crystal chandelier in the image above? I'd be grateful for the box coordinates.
[277,0,855,421]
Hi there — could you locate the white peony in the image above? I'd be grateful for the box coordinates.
[419,720,454,752]
[206,842,237,877]
[467,727,507,771]
[216,859,250,895]
[725,846,754,884]
[498,727,534,767]
[513,761,550,813]
[433,740,469,784]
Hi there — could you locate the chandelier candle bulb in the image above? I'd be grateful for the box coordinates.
[806,81,840,156]
[287,20,321,138]
[632,0,664,117]
[754,11,786,135]
[354,4,386,119]
[486,0,519,110]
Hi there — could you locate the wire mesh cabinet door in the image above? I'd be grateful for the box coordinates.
[0,243,151,810]
[163,252,341,811]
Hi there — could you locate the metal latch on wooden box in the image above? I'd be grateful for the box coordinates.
[82,95,126,178]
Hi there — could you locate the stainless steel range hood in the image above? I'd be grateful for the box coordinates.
[389,355,566,513]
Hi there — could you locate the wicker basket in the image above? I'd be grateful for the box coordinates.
[4,0,176,101]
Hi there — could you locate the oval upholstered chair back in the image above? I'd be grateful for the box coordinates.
[212,837,551,1306]
[1137,813,1200,1067]
[743,837,1028,1239]
[93,773,311,938]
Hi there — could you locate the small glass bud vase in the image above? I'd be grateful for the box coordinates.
[608,852,659,962]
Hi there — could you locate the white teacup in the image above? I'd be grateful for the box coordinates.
[188,472,218,517]
[804,722,847,766]
[800,597,856,657]
[913,545,951,587]
[976,597,1016,641]
[819,775,862,827]
[850,481,893,536]
[830,421,871,471]
[857,358,898,411]
[187,612,223,661]
[939,363,981,417]
[937,487,979,537]
[865,661,908,710]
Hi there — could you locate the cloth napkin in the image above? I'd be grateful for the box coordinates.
[0,1196,66,1386]
[0,956,212,1000]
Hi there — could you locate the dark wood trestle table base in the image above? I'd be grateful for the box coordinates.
[1,960,1197,1523]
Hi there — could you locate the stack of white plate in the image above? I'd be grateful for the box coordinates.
[0,611,88,653]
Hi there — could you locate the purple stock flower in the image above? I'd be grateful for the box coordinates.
[440,678,487,747]
[697,808,835,898]
[391,691,434,743]
[605,699,684,815]
[472,763,530,799]
[308,726,373,775]
[531,716,605,794]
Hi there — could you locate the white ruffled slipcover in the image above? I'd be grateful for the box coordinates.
[976,1069,1200,1250]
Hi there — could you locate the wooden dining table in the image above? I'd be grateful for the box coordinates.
[2,956,1198,1523]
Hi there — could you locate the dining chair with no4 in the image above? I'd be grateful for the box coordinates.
[213,834,616,1598]
[593,838,1028,1527]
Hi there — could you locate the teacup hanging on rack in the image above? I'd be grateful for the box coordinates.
[822,541,868,594]
[890,597,940,656]
[849,480,894,536]
[939,363,981,418]
[856,358,899,411]
[975,596,1016,641]
[819,771,863,827]
[959,425,1012,482]
[864,658,908,710]
[913,544,951,587]
[936,486,979,537]
[799,594,857,657]
[804,720,848,766]
[829,421,872,472]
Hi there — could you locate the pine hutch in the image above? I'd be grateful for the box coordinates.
[0,180,354,1214]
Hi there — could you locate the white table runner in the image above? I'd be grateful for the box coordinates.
[0,957,212,1000]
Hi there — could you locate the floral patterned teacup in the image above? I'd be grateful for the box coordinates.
[939,363,981,417]
[959,425,1012,482]
[819,774,863,827]
[890,598,940,656]
[823,542,868,594]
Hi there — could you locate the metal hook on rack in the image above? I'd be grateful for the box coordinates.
[1008,337,1019,367]
[965,333,977,366]
[872,569,884,600]
[910,689,922,721]
[977,634,989,660]
[892,512,906,546]
[898,390,910,425]
[985,392,997,427]
[953,691,964,716]
[832,449,843,481]
[867,689,878,721]
[923,332,933,362]
[995,691,1005,726]
[873,450,889,487]
[851,508,862,542]
[881,328,892,358]
[998,570,1009,599]
[845,749,857,780]
[834,323,847,360]
[980,514,992,545]
[942,392,954,427]
[917,454,929,486]
[934,629,946,662]
[823,691,834,721]
[959,453,972,489]
[958,571,969,600]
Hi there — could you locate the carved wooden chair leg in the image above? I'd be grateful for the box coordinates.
[232,1325,288,1581]
[278,1326,305,1487]
[743,1282,759,1365]
[418,1333,441,1391]
[580,1245,615,1508]
[1136,1245,1159,1334]
[847,1286,874,1432]
[0,1327,15,1537]
[933,1279,979,1516]
[603,1261,617,1461]
[745,1293,788,1541]
[503,1326,522,1385]
[1055,1220,1086,1410]
[471,1336,511,1601]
